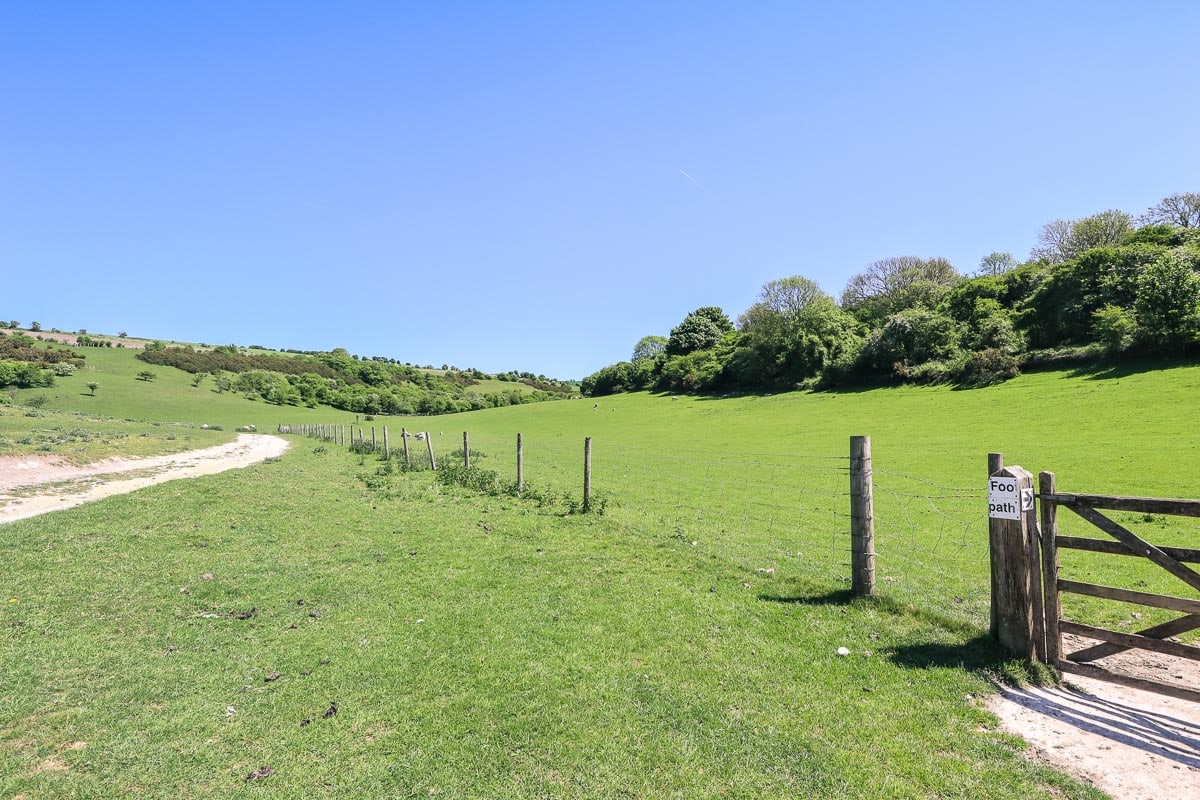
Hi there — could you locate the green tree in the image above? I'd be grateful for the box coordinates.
[136,369,157,381]
[840,256,959,323]
[1140,192,1200,229]
[1030,210,1133,263]
[732,277,860,386]
[29,321,41,332]
[1134,249,1200,347]
[631,335,667,362]
[86,381,99,396]
[666,307,732,356]
[863,307,964,377]
[976,252,1017,277]
[1091,305,1136,355]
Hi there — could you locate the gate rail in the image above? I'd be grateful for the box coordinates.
[1037,471,1200,704]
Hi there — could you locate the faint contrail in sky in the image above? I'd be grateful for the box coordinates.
[677,168,705,189]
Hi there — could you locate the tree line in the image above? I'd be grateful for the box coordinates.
[136,344,573,415]
[582,192,1200,396]
[0,332,84,390]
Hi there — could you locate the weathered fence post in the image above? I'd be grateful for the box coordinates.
[516,432,524,494]
[371,426,376,452]
[583,437,592,512]
[988,463,1043,659]
[1039,471,1061,665]
[988,452,1004,639]
[850,435,876,597]
[383,426,390,460]
[401,427,410,467]
[463,431,470,469]
[426,433,436,470]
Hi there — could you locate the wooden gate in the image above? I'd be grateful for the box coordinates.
[1038,471,1200,703]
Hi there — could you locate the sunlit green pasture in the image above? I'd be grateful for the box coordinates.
[0,438,1100,799]
[4,357,1199,797]
[420,359,1200,635]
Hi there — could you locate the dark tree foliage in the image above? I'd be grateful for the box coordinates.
[666,307,733,356]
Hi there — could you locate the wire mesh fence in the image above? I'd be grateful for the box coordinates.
[279,422,995,628]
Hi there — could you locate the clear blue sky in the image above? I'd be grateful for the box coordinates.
[3,2,1198,379]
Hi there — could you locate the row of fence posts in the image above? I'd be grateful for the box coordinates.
[276,425,876,584]
[277,424,599,513]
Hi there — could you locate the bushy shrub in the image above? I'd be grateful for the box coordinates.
[954,349,1020,388]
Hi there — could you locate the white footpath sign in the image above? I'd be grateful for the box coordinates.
[988,476,1021,520]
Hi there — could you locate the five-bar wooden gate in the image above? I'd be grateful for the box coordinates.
[1037,470,1200,703]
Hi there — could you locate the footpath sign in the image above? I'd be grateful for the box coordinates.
[988,476,1020,519]
[988,475,1035,519]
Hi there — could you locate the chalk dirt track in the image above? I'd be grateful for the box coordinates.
[0,433,290,524]
[2,432,1197,798]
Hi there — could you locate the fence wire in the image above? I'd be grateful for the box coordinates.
[280,423,996,628]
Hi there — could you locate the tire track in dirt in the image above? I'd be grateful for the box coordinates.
[0,433,290,524]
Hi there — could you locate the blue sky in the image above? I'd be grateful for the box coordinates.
[3,2,1198,379]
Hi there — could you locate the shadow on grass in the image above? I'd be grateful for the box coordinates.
[758,583,978,638]
[1065,355,1200,381]
[759,582,1051,685]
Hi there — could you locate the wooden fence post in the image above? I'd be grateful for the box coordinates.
[516,433,524,494]
[426,433,436,470]
[401,427,410,467]
[850,436,876,597]
[1039,471,1061,665]
[371,426,376,452]
[383,426,390,460]
[583,437,592,512]
[988,452,1004,640]
[988,464,1043,659]
[463,431,470,469]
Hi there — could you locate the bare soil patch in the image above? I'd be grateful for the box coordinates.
[989,633,1200,800]
[0,434,290,523]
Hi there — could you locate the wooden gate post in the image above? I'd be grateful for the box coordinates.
[850,436,876,597]
[1039,471,1061,665]
[463,431,470,469]
[988,464,1044,660]
[401,427,410,467]
[426,433,436,471]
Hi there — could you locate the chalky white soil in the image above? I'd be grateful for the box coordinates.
[0,433,290,524]
[989,634,1200,800]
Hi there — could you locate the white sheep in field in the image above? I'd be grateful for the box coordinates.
[414,432,426,441]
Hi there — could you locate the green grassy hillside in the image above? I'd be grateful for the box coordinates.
[5,354,1197,797]
[5,345,353,431]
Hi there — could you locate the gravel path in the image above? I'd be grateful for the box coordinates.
[0,433,290,524]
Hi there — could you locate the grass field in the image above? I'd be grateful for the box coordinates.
[0,405,235,463]
[6,346,352,432]
[5,358,1200,797]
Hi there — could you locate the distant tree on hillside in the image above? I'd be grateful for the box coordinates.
[86,381,99,396]
[1140,192,1200,228]
[666,307,732,356]
[1030,210,1133,263]
[30,321,41,332]
[631,335,667,362]
[976,252,1017,277]
[136,369,157,382]
[1135,249,1200,347]
[840,256,959,322]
